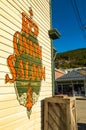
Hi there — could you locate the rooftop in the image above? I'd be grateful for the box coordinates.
[56,69,86,82]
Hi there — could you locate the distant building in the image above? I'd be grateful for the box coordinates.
[55,68,66,79]
[55,68,86,96]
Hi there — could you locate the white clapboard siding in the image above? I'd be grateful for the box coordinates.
[42,53,51,60]
[0,72,12,79]
[0,29,13,46]
[0,94,16,101]
[0,16,21,33]
[1,9,21,29]
[0,111,28,126]
[0,70,10,81]
[0,43,13,54]
[0,87,15,94]
[0,116,29,130]
[0,99,19,110]
[0,0,52,130]
[0,51,11,59]
[0,57,7,65]
[0,35,13,48]
[0,65,11,73]
[0,105,26,118]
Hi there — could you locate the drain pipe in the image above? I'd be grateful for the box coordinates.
[49,0,61,96]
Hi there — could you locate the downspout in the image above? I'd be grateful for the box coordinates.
[50,0,54,96]
[49,0,61,96]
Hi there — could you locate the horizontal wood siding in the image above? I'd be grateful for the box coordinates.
[0,0,52,130]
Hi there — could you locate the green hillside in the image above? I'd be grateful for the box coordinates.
[55,48,86,69]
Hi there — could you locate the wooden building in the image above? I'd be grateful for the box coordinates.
[55,68,66,79]
[55,69,86,96]
[0,0,57,129]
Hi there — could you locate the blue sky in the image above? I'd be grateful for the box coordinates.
[52,0,86,53]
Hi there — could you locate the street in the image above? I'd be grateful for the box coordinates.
[76,99,86,130]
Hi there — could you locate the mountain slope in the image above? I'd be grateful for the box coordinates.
[55,48,86,69]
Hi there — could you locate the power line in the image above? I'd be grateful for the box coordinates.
[71,0,86,40]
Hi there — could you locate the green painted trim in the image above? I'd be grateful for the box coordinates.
[50,0,55,96]
[50,0,52,30]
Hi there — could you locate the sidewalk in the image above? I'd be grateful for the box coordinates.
[75,96,86,100]
[76,98,86,130]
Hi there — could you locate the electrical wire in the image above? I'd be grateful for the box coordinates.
[71,0,86,40]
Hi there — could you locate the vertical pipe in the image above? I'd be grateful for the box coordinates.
[50,0,55,96]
